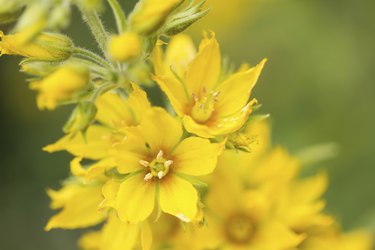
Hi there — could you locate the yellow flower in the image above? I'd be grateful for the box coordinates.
[44,83,150,159]
[301,227,373,250]
[175,169,303,250]
[274,172,334,233]
[95,83,151,131]
[30,64,89,110]
[108,32,142,62]
[112,108,224,223]
[0,31,73,60]
[129,0,182,35]
[79,213,152,250]
[153,32,266,138]
[45,158,106,231]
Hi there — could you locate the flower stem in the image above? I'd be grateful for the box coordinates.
[107,0,127,33]
[79,6,109,58]
[73,47,112,69]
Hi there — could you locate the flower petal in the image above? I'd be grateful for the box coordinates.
[165,34,196,77]
[137,108,183,153]
[216,59,266,116]
[116,173,156,223]
[159,175,198,222]
[96,83,150,129]
[173,137,223,176]
[101,213,140,250]
[252,220,304,249]
[153,75,190,116]
[45,183,105,230]
[43,125,113,160]
[185,32,221,94]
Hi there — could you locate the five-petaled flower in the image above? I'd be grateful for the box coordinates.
[112,107,224,223]
[153,32,267,138]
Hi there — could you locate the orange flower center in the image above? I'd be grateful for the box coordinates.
[225,213,255,245]
[139,150,173,181]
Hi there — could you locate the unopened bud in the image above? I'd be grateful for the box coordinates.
[48,4,71,30]
[29,64,89,110]
[0,0,23,24]
[227,132,257,153]
[0,31,73,61]
[13,2,49,42]
[76,0,104,12]
[163,1,209,36]
[129,0,182,35]
[109,32,142,62]
[63,102,97,134]
[19,59,59,77]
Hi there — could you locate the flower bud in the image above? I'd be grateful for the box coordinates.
[19,59,59,77]
[75,0,104,11]
[163,0,209,36]
[0,31,73,61]
[0,0,23,24]
[13,2,49,42]
[63,102,97,134]
[227,132,257,153]
[48,4,71,30]
[29,64,89,110]
[129,0,182,35]
[108,32,141,62]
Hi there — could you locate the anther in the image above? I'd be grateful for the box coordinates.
[164,160,173,167]
[156,150,163,160]
[157,171,164,179]
[139,160,150,167]
[192,93,199,101]
[144,172,153,181]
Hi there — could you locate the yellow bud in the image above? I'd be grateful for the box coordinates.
[30,65,89,110]
[63,102,97,134]
[0,0,23,24]
[13,2,49,42]
[0,31,73,61]
[109,32,142,62]
[19,59,58,77]
[227,132,257,153]
[129,0,182,35]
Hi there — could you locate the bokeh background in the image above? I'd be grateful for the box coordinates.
[0,0,374,249]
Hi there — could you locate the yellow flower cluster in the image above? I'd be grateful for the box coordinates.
[0,0,372,249]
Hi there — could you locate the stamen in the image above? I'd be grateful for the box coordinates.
[212,91,220,97]
[192,93,199,101]
[139,160,150,167]
[144,172,153,181]
[157,171,164,179]
[156,150,163,160]
[164,160,173,167]
[176,213,190,223]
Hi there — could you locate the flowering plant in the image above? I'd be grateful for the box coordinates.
[0,0,372,249]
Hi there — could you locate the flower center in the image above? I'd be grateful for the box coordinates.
[225,213,255,245]
[139,150,173,181]
[191,88,220,123]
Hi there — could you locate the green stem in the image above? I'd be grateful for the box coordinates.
[90,82,116,102]
[107,0,127,33]
[79,7,109,58]
[73,47,112,69]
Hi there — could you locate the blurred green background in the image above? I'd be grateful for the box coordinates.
[0,0,374,249]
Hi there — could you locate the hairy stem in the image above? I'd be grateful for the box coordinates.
[73,47,112,69]
[107,0,127,33]
[78,7,109,58]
